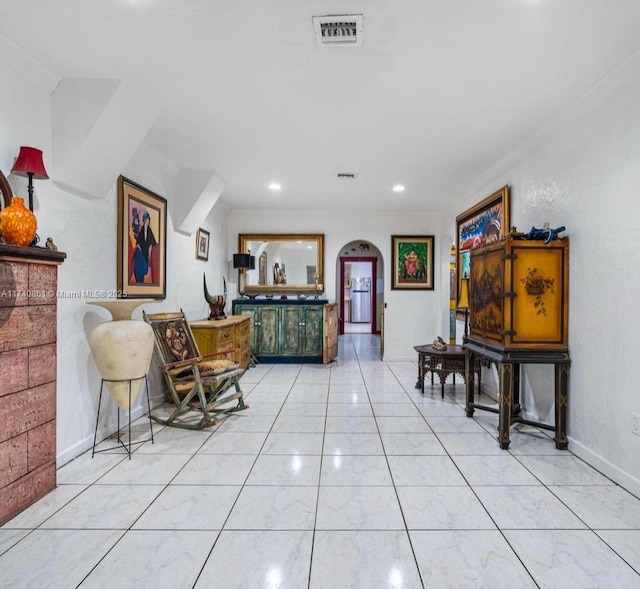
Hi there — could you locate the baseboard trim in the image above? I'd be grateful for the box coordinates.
[567,437,640,500]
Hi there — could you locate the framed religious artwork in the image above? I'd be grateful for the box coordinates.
[116,175,167,299]
[455,185,510,303]
[391,235,435,290]
[196,228,210,261]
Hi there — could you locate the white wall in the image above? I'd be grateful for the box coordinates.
[440,57,640,496]
[228,210,442,361]
[0,62,230,466]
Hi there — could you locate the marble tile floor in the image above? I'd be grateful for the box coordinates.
[2,334,640,588]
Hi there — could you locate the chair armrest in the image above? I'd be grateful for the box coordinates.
[161,357,202,371]
[201,348,240,361]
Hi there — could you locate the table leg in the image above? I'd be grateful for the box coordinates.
[465,349,475,417]
[498,362,513,449]
[554,363,569,450]
[415,353,425,394]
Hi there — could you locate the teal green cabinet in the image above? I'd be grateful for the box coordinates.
[232,300,337,363]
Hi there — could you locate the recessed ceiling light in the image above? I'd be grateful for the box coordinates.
[392,184,405,193]
[268,182,282,191]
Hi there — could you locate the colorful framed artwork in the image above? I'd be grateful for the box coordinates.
[455,185,510,302]
[196,228,210,261]
[116,175,167,299]
[391,235,435,290]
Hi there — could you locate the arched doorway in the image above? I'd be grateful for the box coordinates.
[336,240,384,336]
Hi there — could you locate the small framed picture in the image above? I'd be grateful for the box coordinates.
[196,228,210,261]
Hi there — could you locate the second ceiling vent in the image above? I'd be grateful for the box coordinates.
[313,14,363,47]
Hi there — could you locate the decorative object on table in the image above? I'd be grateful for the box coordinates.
[204,274,227,320]
[233,252,255,298]
[10,146,49,212]
[391,235,434,290]
[45,237,58,251]
[432,336,447,351]
[116,175,167,299]
[456,185,510,303]
[144,310,248,430]
[0,196,37,246]
[195,227,210,260]
[522,224,566,243]
[457,274,470,342]
[0,169,13,211]
[87,299,155,458]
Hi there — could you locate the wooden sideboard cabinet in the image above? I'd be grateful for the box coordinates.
[232,299,338,363]
[0,244,66,526]
[189,315,251,370]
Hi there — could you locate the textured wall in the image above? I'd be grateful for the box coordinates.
[441,62,640,495]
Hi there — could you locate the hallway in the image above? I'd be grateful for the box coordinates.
[1,334,639,588]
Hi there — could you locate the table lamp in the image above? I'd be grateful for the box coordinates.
[233,253,255,298]
[11,146,49,212]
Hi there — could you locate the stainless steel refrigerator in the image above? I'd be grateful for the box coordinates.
[350,277,371,323]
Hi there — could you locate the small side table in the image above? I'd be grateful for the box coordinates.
[414,344,480,398]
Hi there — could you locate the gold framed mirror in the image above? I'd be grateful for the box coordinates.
[238,233,324,295]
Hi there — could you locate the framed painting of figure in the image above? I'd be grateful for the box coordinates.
[116,175,167,299]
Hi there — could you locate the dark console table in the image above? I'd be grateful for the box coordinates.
[464,341,570,450]
[414,344,480,398]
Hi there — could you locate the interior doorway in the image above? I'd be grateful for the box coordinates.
[339,256,378,335]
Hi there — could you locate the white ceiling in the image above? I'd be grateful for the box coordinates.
[2,0,640,213]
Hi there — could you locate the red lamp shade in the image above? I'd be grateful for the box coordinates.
[11,146,49,179]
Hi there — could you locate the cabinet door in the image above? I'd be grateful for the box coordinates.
[280,306,302,355]
[301,307,323,355]
[256,306,279,355]
[236,305,258,352]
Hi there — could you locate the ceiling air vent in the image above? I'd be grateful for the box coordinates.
[313,14,363,47]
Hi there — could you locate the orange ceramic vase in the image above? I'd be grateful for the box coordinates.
[0,197,37,246]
